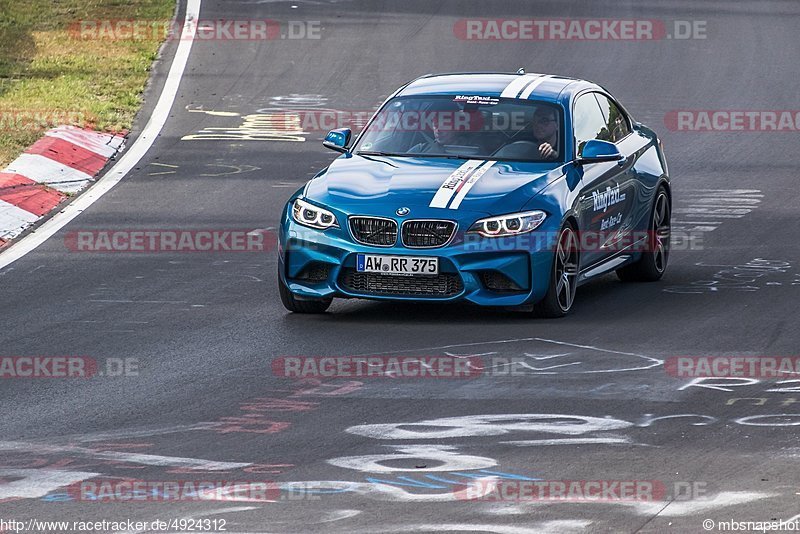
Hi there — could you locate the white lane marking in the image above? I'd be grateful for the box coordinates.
[345,414,633,441]
[186,108,242,117]
[448,160,495,209]
[500,74,540,98]
[0,200,39,239]
[625,491,776,517]
[512,362,582,371]
[5,154,93,194]
[429,159,484,208]
[671,188,763,233]
[0,469,99,500]
[357,336,663,375]
[525,352,570,360]
[0,441,249,470]
[0,0,201,270]
[444,351,498,358]
[500,437,632,446]
[382,522,591,533]
[316,510,363,523]
[46,422,221,443]
[328,445,497,473]
[518,74,554,99]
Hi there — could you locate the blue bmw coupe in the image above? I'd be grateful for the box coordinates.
[278,72,671,317]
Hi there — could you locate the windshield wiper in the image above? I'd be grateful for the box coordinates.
[413,154,476,160]
[442,154,477,160]
[355,151,408,157]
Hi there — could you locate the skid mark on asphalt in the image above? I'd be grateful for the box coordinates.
[0,380,364,502]
[201,379,362,435]
[664,258,796,294]
[30,423,223,444]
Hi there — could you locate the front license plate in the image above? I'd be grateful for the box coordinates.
[356,254,439,276]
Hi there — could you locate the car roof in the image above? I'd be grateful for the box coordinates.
[395,72,602,103]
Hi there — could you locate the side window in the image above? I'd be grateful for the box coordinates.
[594,93,631,143]
[572,93,607,156]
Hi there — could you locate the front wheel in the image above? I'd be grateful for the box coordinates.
[616,186,670,282]
[278,268,332,313]
[534,223,579,318]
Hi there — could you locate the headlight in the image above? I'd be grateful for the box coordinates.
[468,210,547,237]
[292,198,339,230]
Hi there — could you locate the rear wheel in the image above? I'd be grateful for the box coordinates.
[616,186,670,282]
[278,267,332,313]
[534,223,579,318]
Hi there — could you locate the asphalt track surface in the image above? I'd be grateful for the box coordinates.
[1,1,800,532]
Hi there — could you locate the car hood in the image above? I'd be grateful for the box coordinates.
[304,154,564,217]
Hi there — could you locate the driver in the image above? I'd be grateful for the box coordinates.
[530,107,559,160]
[407,101,470,154]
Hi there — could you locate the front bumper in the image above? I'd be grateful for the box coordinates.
[278,217,559,307]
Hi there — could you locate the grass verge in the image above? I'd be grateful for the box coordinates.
[0,0,176,166]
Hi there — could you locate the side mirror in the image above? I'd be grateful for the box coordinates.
[323,128,351,153]
[575,139,624,165]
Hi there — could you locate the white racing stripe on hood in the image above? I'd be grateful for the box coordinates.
[500,73,542,98]
[519,74,554,99]
[429,159,485,208]
[449,160,496,209]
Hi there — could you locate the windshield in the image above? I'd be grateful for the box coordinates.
[354,95,564,162]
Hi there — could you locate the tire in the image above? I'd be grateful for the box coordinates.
[278,268,333,313]
[534,223,579,318]
[616,186,670,282]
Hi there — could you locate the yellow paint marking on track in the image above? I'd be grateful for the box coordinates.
[182,112,307,142]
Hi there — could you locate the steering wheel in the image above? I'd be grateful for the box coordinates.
[491,140,539,159]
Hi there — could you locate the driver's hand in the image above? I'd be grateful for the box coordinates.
[539,142,557,160]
